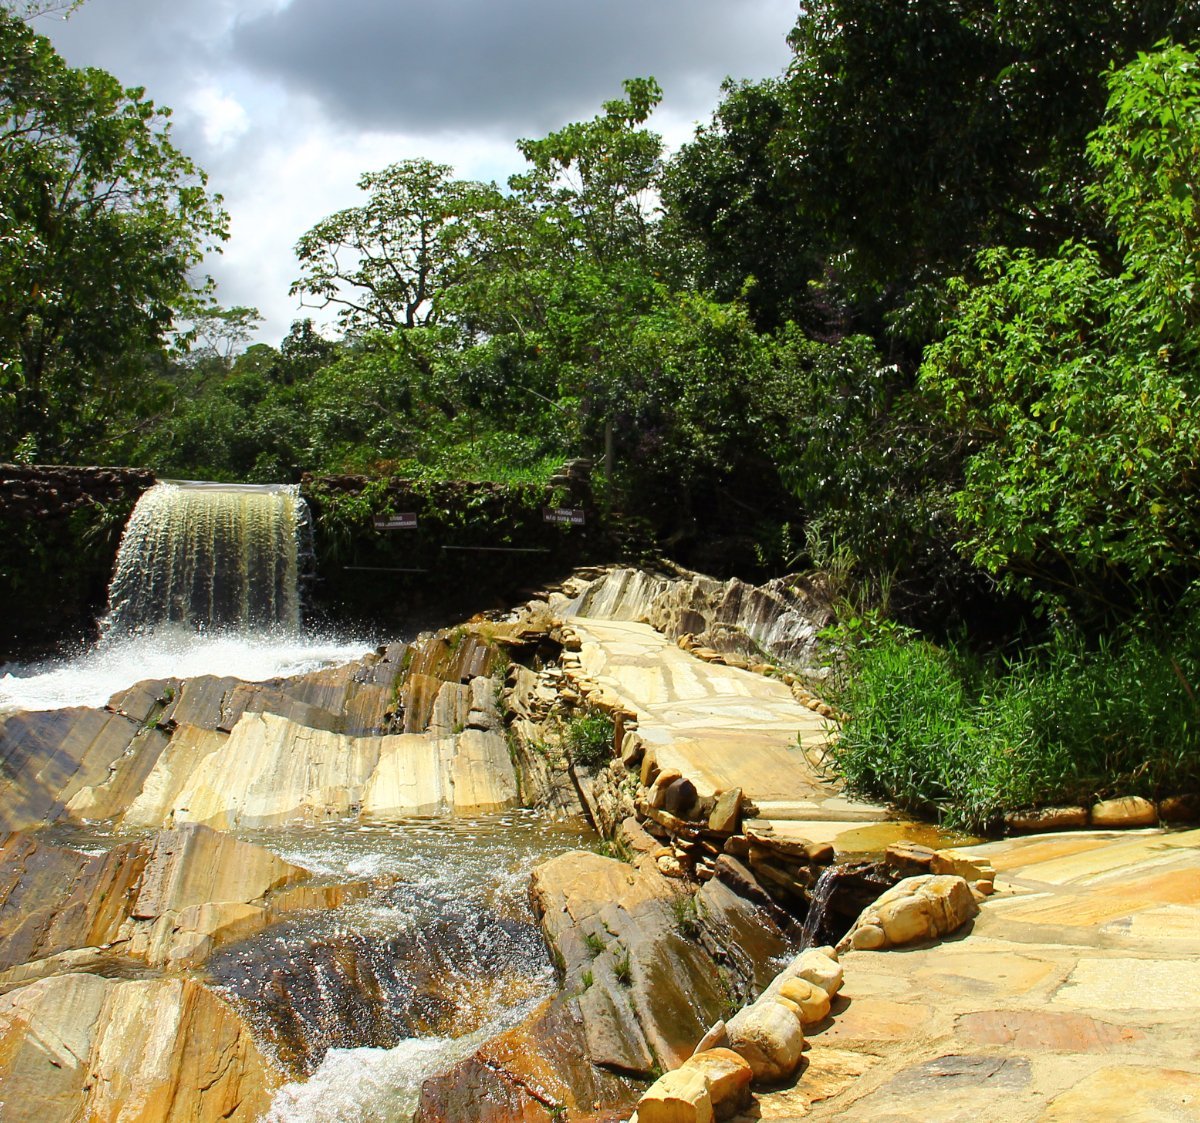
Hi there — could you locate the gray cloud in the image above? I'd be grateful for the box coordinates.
[232,0,797,137]
[35,0,797,341]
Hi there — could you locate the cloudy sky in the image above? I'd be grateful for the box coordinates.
[39,0,798,343]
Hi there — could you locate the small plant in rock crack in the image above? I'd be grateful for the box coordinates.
[613,952,633,986]
[584,931,606,957]
[671,893,702,940]
[563,710,615,768]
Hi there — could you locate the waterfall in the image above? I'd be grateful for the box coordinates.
[105,481,310,634]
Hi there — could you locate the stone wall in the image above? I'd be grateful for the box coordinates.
[0,465,156,659]
[301,466,603,632]
[0,461,605,658]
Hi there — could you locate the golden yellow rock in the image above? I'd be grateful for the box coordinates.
[839,874,979,952]
[638,1064,715,1123]
[778,977,832,1025]
[0,973,282,1123]
[1090,796,1158,828]
[726,998,805,1082]
[684,1048,753,1113]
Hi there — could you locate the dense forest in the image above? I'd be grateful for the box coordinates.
[2,1,1198,824]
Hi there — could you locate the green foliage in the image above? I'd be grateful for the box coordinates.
[670,894,701,941]
[921,45,1200,611]
[583,931,606,957]
[564,711,615,770]
[613,951,632,987]
[777,0,1196,310]
[291,159,502,334]
[831,613,1200,830]
[0,11,227,460]
[662,78,824,332]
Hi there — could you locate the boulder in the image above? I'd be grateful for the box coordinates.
[1090,796,1158,828]
[1004,806,1089,833]
[1158,794,1200,823]
[707,788,742,835]
[663,777,699,819]
[777,977,831,1025]
[886,840,937,876]
[649,768,684,810]
[686,1048,753,1117]
[638,1066,714,1123]
[930,848,996,885]
[839,874,979,952]
[725,999,805,1083]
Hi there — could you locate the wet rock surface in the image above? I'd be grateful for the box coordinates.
[209,888,551,1076]
[0,623,547,833]
[0,972,282,1123]
[0,824,334,985]
[530,850,801,1079]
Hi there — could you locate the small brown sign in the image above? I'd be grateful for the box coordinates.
[373,512,418,530]
[543,506,586,526]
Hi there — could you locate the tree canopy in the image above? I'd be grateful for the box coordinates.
[0,10,227,459]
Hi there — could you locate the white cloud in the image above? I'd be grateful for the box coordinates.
[190,86,250,149]
[41,0,799,342]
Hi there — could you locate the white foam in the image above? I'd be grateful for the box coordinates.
[264,1035,481,1123]
[0,629,374,714]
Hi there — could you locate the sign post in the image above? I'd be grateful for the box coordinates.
[372,513,418,531]
[542,507,586,526]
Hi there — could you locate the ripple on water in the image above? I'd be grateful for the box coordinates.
[200,815,589,1117]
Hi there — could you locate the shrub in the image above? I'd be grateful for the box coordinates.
[829,610,1200,831]
[564,711,616,769]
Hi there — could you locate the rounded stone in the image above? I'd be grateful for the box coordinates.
[777,977,831,1024]
[1090,796,1158,828]
[851,923,886,950]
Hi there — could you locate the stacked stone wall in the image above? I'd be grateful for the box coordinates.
[0,464,156,658]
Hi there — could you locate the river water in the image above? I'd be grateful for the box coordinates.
[46,812,593,1122]
[0,628,376,714]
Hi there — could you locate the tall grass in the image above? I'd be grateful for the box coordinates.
[829,613,1200,831]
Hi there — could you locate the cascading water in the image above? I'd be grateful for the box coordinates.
[105,481,310,635]
[0,480,368,713]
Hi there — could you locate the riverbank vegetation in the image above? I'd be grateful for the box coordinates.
[2,1,1198,825]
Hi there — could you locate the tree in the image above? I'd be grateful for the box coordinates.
[445,79,668,470]
[920,44,1200,613]
[0,11,228,459]
[181,304,262,367]
[779,0,1197,312]
[2,1,84,21]
[661,79,826,333]
[290,158,501,335]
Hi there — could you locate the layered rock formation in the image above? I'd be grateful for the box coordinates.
[0,973,282,1123]
[0,823,377,986]
[568,564,835,666]
[0,623,550,834]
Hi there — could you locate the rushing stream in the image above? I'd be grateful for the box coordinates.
[0,628,376,714]
[238,815,591,1121]
[1,477,601,1121]
[45,813,595,1122]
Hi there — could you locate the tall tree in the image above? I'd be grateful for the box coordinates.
[661,79,825,334]
[290,159,501,335]
[921,44,1200,613]
[0,10,228,459]
[779,0,1198,311]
